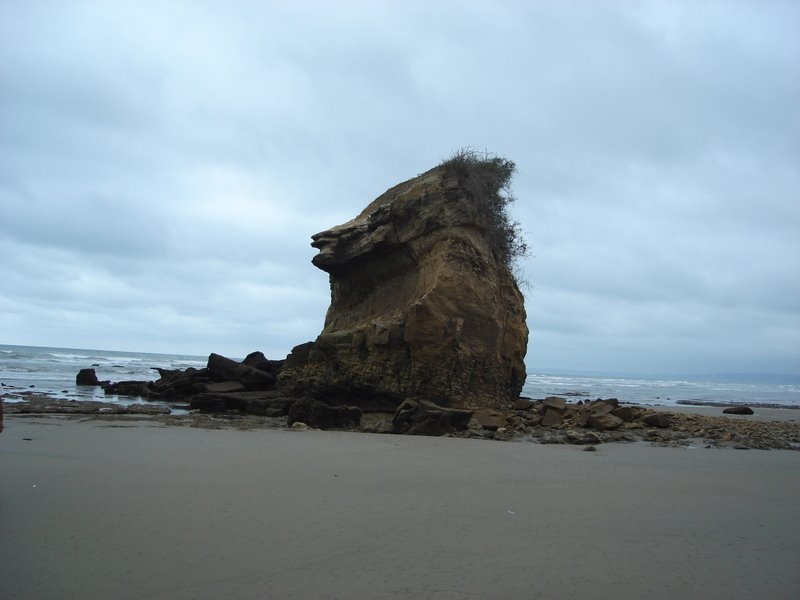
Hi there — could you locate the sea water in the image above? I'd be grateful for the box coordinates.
[522,373,800,408]
[0,344,206,405]
[1,344,798,408]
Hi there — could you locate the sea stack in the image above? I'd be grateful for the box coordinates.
[279,152,528,409]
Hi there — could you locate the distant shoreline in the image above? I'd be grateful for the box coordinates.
[674,399,800,410]
[530,369,800,386]
[4,344,799,385]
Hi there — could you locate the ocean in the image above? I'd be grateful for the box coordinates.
[522,373,800,408]
[1,344,798,409]
[0,344,206,405]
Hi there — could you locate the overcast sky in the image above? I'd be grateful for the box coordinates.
[1,0,798,377]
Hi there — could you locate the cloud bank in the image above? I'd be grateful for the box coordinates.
[1,0,798,376]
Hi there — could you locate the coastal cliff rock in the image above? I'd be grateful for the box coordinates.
[279,155,528,409]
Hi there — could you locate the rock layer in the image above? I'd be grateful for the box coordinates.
[279,165,528,409]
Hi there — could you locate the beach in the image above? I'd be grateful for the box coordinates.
[2,415,799,599]
[661,404,800,421]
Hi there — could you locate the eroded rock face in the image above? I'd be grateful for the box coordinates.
[279,166,528,409]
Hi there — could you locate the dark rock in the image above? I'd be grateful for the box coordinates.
[405,416,457,437]
[243,397,295,417]
[612,406,640,422]
[563,406,578,421]
[205,381,247,394]
[308,382,402,413]
[282,341,315,370]
[513,398,535,411]
[583,445,597,452]
[242,351,285,377]
[565,430,601,445]
[541,408,564,428]
[207,353,274,391]
[587,413,624,431]
[149,367,211,398]
[723,406,754,415]
[76,368,100,386]
[574,407,591,427]
[190,394,243,412]
[543,396,567,411]
[191,391,295,416]
[589,401,616,416]
[525,415,543,427]
[287,398,362,429]
[360,413,396,434]
[474,409,506,431]
[641,413,671,428]
[392,399,473,436]
[103,380,151,396]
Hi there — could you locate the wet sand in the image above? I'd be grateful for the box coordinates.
[658,404,800,421]
[2,415,799,600]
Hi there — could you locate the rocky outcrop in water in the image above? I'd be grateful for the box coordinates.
[76,368,101,386]
[278,160,528,409]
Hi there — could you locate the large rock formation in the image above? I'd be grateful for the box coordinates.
[279,160,528,409]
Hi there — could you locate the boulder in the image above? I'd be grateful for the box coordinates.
[723,406,754,415]
[207,353,274,391]
[392,399,473,436]
[474,409,507,431]
[278,159,528,409]
[76,368,100,386]
[541,408,564,428]
[612,406,641,422]
[589,400,616,416]
[543,396,567,411]
[587,413,624,431]
[103,380,150,397]
[148,367,211,398]
[287,398,362,429]
[641,413,671,428]
[525,414,543,427]
[513,398,535,411]
[242,351,285,377]
[574,407,592,428]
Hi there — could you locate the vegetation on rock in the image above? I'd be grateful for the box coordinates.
[439,148,528,273]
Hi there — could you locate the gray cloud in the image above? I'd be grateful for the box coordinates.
[1,0,798,375]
